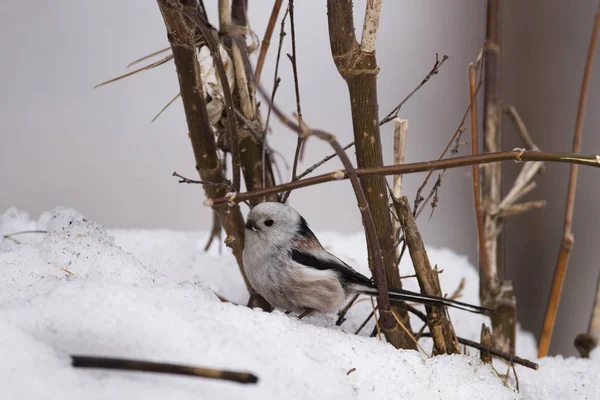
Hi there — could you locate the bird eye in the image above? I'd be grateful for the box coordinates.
[264,219,274,227]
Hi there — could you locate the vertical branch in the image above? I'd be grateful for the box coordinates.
[281,0,305,203]
[218,0,231,32]
[254,0,284,84]
[226,4,278,206]
[156,0,250,292]
[360,0,383,53]
[479,0,517,355]
[392,118,408,258]
[261,7,288,191]
[468,64,491,291]
[179,5,242,193]
[480,0,502,299]
[539,4,600,358]
[392,119,408,199]
[327,0,415,349]
[288,0,304,180]
[395,196,459,355]
[231,0,247,27]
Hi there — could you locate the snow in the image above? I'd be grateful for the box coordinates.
[1,207,599,399]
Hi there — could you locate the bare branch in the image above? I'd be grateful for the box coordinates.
[126,46,171,68]
[468,63,492,294]
[179,5,242,193]
[156,0,250,293]
[394,196,458,355]
[218,0,231,32]
[503,104,538,150]
[380,54,449,125]
[209,150,600,206]
[254,0,284,84]
[71,355,258,384]
[283,0,306,204]
[327,0,414,349]
[297,54,450,180]
[539,3,600,358]
[261,7,288,191]
[360,0,383,53]
[391,118,408,258]
[453,337,538,370]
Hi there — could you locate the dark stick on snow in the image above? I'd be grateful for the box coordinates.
[71,355,259,384]
[416,334,538,370]
[336,293,360,326]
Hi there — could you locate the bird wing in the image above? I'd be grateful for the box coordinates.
[290,247,490,314]
[289,248,373,289]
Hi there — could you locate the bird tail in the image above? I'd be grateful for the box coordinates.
[357,286,490,314]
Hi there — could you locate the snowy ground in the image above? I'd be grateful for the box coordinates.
[1,207,599,399]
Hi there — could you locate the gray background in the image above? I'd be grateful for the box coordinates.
[1,1,599,356]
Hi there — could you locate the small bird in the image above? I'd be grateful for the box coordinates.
[242,202,488,316]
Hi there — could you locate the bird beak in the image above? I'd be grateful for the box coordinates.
[245,220,258,232]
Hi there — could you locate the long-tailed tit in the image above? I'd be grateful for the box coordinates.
[242,202,488,315]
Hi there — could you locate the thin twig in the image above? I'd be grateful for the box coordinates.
[296,55,450,180]
[503,104,537,150]
[539,4,600,358]
[282,0,305,204]
[390,310,429,357]
[512,363,520,392]
[449,278,466,301]
[380,54,449,125]
[261,7,288,191]
[336,293,359,326]
[295,142,353,181]
[419,335,538,370]
[126,46,171,68]
[3,230,48,239]
[209,150,600,205]
[469,63,492,292]
[400,270,444,280]
[394,196,457,354]
[173,171,235,190]
[71,355,258,384]
[95,54,173,89]
[355,310,375,335]
[370,297,382,341]
[151,92,181,123]
[391,118,409,257]
[254,0,284,84]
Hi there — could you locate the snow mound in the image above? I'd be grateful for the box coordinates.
[0,207,598,399]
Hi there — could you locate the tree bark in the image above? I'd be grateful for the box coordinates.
[395,196,459,355]
[156,0,250,292]
[326,0,415,350]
